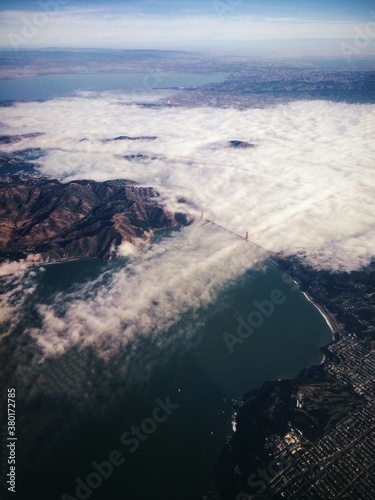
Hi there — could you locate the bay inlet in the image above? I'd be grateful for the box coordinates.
[5,256,332,500]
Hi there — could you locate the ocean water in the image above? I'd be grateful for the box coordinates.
[4,257,331,500]
[0,72,226,101]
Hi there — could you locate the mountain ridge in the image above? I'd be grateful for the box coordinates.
[0,176,187,263]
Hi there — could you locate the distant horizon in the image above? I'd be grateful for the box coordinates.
[0,0,374,58]
[0,44,374,62]
[1,48,375,74]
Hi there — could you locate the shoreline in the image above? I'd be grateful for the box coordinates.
[301,290,338,341]
[236,261,342,421]
[0,255,104,277]
[270,257,339,341]
[236,264,340,410]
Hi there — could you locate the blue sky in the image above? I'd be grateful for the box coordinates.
[1,0,374,18]
[1,0,374,55]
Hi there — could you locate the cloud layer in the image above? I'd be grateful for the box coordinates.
[1,94,374,356]
[2,94,374,271]
[29,223,264,358]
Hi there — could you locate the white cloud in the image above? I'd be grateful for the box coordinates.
[0,265,40,338]
[29,223,265,358]
[117,240,138,258]
[1,95,374,357]
[1,95,374,271]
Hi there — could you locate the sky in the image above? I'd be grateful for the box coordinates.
[0,0,375,54]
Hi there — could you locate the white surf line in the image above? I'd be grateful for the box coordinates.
[302,291,337,340]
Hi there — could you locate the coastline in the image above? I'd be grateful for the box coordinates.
[271,257,339,341]
[235,264,339,417]
[0,255,104,277]
[301,290,338,340]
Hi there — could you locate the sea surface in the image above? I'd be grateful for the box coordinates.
[0,72,226,101]
[5,256,331,500]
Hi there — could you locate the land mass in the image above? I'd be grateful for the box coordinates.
[0,175,187,264]
[213,257,375,499]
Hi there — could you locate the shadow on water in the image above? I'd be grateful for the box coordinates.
[1,252,331,500]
